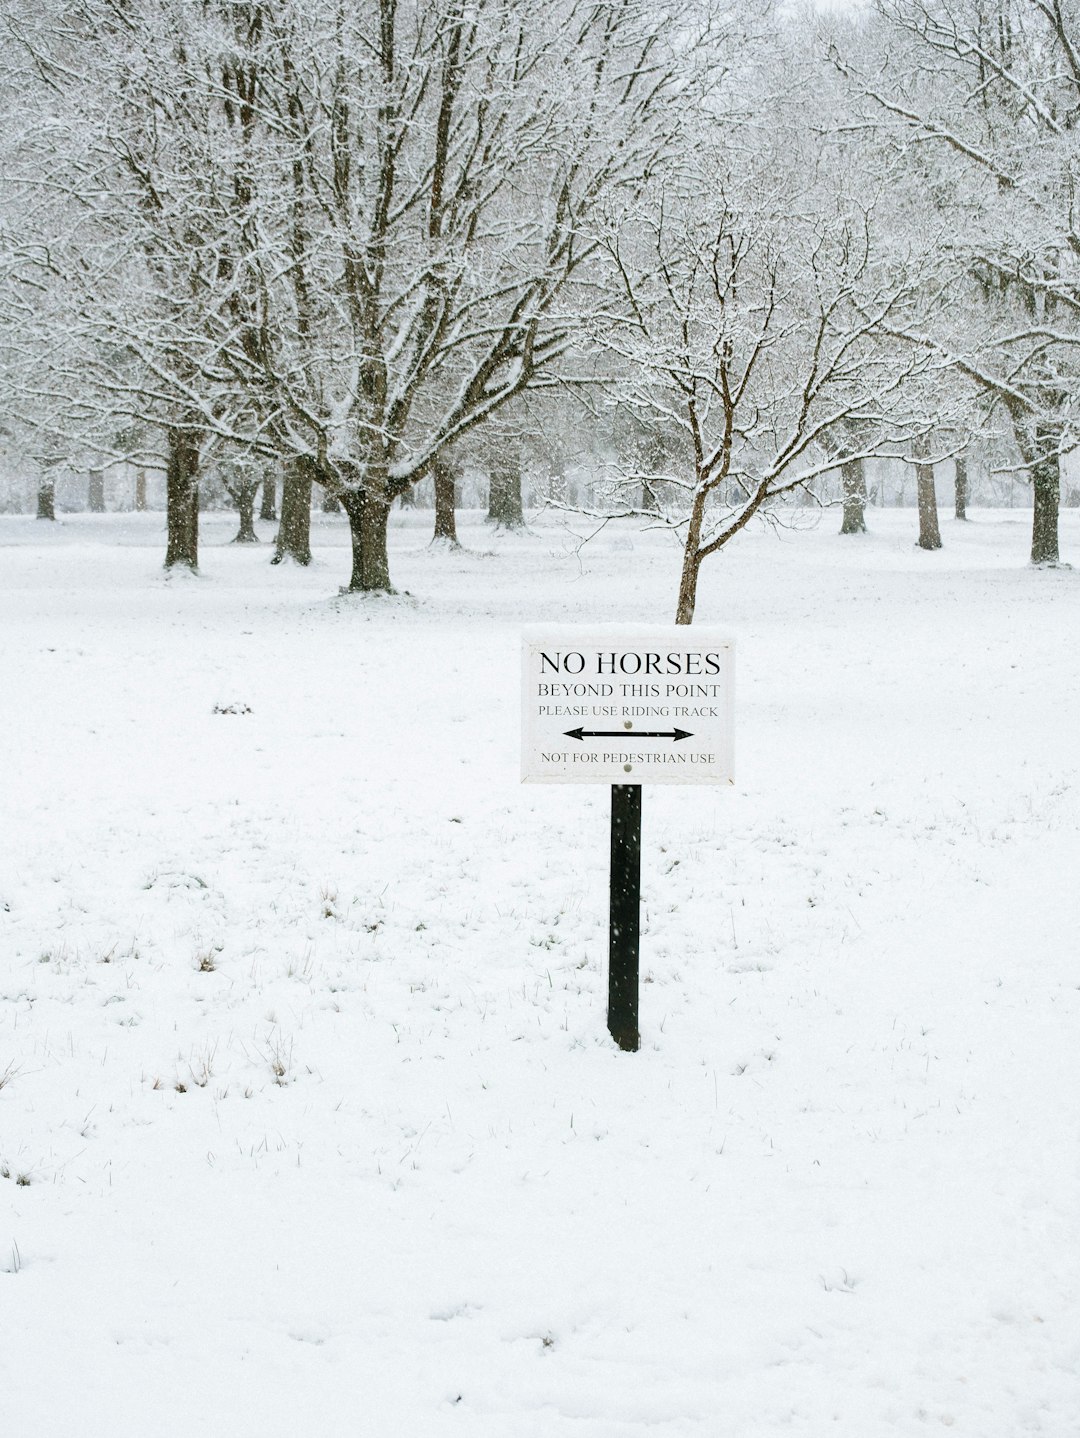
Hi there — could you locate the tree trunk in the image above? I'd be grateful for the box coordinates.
[954,453,969,521]
[134,469,148,512]
[915,437,942,551]
[674,488,708,625]
[88,469,106,513]
[1031,424,1061,565]
[432,458,459,546]
[259,473,277,521]
[487,461,525,529]
[675,548,700,625]
[36,475,56,521]
[320,485,341,513]
[839,458,867,534]
[272,459,313,565]
[232,485,260,543]
[340,482,395,592]
[165,429,200,570]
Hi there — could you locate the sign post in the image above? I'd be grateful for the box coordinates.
[521,626,734,1050]
[608,783,642,1051]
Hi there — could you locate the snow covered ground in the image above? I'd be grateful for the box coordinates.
[1,504,1078,1436]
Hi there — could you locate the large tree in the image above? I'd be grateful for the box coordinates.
[257,0,700,592]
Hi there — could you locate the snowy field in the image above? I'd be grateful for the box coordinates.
[2,505,1079,1437]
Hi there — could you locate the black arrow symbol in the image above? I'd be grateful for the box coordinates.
[564,727,694,742]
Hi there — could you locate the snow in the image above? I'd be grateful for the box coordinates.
[1,505,1079,1436]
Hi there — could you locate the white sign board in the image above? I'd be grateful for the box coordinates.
[521,626,735,785]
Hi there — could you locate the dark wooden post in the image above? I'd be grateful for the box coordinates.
[608,784,642,1052]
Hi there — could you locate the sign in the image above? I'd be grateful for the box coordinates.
[521,626,735,786]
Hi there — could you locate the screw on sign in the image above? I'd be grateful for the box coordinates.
[521,626,735,1050]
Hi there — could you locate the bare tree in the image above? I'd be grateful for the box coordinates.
[588,97,933,621]
[833,0,1080,565]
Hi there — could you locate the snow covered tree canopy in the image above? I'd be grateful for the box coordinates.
[834,0,1080,563]
[1,0,1077,586]
[2,0,703,584]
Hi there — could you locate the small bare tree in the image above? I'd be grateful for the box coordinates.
[591,123,933,622]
